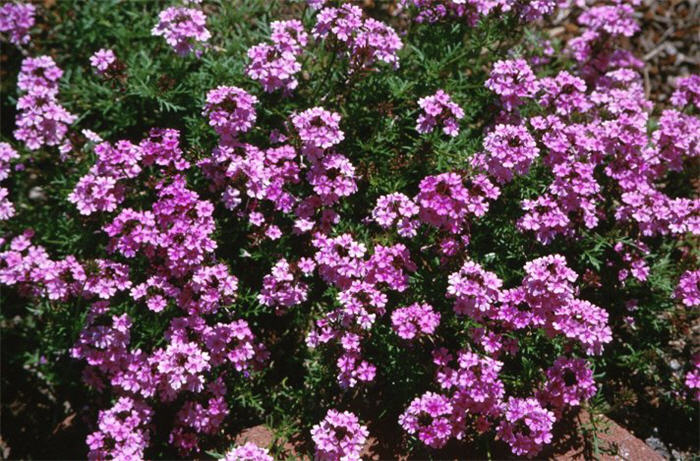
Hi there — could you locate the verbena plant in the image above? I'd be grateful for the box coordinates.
[0,0,698,459]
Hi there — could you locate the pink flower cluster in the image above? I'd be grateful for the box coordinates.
[447,260,503,318]
[485,58,539,110]
[86,395,153,460]
[90,48,117,74]
[400,347,554,458]
[372,192,419,237]
[402,0,556,25]
[416,90,464,137]
[675,270,700,308]
[258,258,311,313]
[203,86,258,140]
[0,127,267,456]
[0,143,19,221]
[671,75,700,108]
[447,255,611,355]
[0,1,35,45]
[151,6,210,56]
[496,397,555,457]
[2,1,697,459]
[473,3,699,244]
[536,357,596,416]
[307,235,416,387]
[311,409,369,461]
[685,355,700,402]
[473,123,539,183]
[313,4,402,73]
[222,442,273,461]
[399,391,453,448]
[14,56,76,151]
[391,302,440,340]
[69,128,192,217]
[415,172,499,235]
[247,20,307,93]
[291,107,345,151]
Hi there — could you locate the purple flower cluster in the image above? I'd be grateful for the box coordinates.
[311,409,369,461]
[416,172,499,235]
[485,58,538,111]
[447,260,503,318]
[291,107,345,151]
[152,6,211,56]
[314,4,402,73]
[473,123,540,183]
[90,48,117,74]
[86,395,153,460]
[446,255,612,355]
[2,1,697,459]
[258,258,311,313]
[203,86,258,140]
[686,355,700,402]
[536,357,596,416]
[671,75,700,108]
[14,56,76,151]
[0,1,35,45]
[496,397,555,458]
[675,270,700,308]
[399,391,453,448]
[307,236,416,387]
[391,302,440,340]
[0,143,19,221]
[474,5,699,245]
[402,0,556,25]
[372,192,419,237]
[416,90,464,137]
[222,442,273,461]
[0,127,266,455]
[247,20,307,93]
[392,254,608,454]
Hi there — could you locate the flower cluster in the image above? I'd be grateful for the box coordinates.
[222,442,273,461]
[402,0,556,25]
[151,6,210,56]
[372,192,419,237]
[0,143,19,221]
[496,397,555,458]
[416,172,499,235]
[90,48,117,75]
[291,107,345,151]
[473,123,539,183]
[399,391,453,448]
[14,56,76,151]
[247,20,307,93]
[685,355,700,402]
[0,1,35,45]
[671,75,700,108]
[536,357,596,416]
[313,4,402,73]
[203,86,258,140]
[391,302,440,340]
[447,260,503,318]
[307,236,415,387]
[485,58,538,111]
[311,409,369,461]
[416,90,464,137]
[258,258,311,313]
[675,270,700,308]
[86,396,153,460]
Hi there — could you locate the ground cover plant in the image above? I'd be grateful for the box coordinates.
[0,0,698,459]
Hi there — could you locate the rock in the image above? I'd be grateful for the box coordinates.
[646,436,671,459]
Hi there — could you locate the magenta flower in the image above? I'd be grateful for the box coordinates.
[416,90,464,137]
